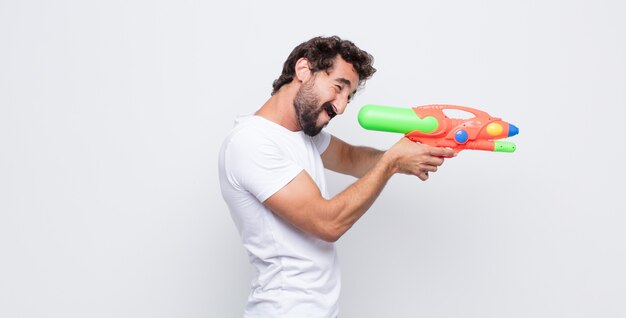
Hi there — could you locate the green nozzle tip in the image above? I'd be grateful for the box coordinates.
[494,141,517,153]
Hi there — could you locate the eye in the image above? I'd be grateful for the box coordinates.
[334,85,342,93]
[348,92,355,103]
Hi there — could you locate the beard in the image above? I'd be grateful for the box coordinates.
[293,79,335,136]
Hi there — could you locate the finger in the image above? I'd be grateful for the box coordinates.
[430,147,457,158]
[422,165,438,173]
[417,172,429,181]
[424,156,445,167]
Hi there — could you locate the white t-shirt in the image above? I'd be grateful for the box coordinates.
[218,115,339,318]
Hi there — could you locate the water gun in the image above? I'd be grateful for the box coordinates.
[358,104,519,153]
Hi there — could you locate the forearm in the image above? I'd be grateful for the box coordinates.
[319,138,454,241]
[321,136,385,178]
[265,138,454,243]
[320,150,398,241]
[346,145,385,178]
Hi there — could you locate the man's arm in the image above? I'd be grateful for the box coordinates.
[321,135,384,178]
[263,138,455,242]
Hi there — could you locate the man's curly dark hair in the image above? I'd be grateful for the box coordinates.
[271,36,376,95]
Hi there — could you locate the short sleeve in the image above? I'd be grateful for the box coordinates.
[223,132,303,202]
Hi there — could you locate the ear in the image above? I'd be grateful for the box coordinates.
[294,57,312,82]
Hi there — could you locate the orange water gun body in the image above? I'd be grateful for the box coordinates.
[358,104,519,153]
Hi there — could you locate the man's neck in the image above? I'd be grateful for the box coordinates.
[255,85,300,132]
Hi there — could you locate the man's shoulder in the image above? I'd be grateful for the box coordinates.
[221,116,284,156]
[227,115,273,139]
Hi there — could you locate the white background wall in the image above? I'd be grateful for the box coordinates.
[1,0,625,317]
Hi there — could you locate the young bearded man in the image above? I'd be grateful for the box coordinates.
[219,36,455,317]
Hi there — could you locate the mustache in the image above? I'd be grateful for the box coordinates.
[322,102,337,119]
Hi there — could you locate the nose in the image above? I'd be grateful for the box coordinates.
[334,103,347,116]
[334,95,350,115]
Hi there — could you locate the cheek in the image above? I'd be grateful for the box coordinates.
[319,88,336,102]
[311,83,333,101]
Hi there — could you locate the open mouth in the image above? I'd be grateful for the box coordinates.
[323,103,337,119]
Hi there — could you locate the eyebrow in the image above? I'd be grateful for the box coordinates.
[335,78,352,89]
